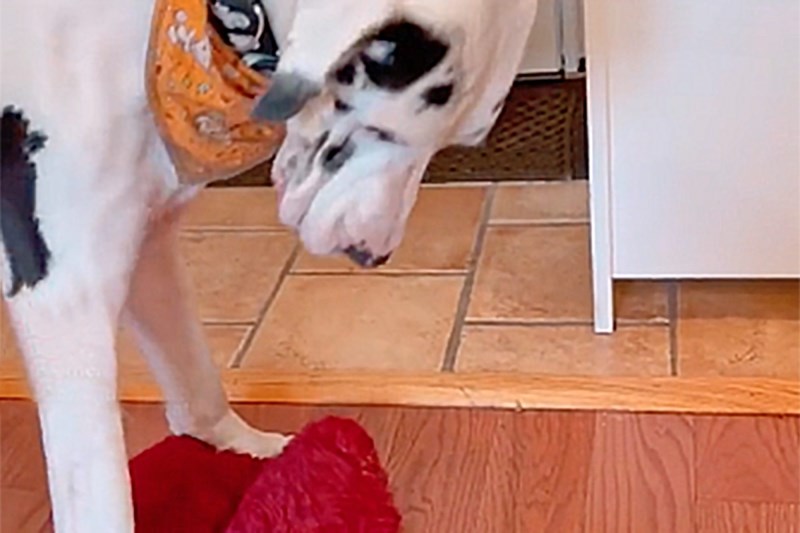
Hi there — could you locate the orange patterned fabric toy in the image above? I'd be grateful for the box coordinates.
[146,0,283,185]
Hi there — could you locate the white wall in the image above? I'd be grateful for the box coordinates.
[518,0,585,74]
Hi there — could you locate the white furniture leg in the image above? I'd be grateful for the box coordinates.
[584,0,615,333]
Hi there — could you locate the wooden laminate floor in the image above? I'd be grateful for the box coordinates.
[2,400,798,532]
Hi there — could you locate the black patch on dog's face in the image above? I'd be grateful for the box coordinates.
[1,107,50,296]
[335,63,356,85]
[365,126,398,143]
[360,20,449,90]
[311,130,330,159]
[422,83,454,107]
[334,99,352,113]
[321,137,355,173]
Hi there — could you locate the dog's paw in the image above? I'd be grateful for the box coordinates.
[200,410,292,458]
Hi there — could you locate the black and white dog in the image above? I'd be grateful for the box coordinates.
[0,0,537,530]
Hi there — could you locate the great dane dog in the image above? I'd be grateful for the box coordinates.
[1,0,538,530]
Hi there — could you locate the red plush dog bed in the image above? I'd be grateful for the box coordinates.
[128,416,401,532]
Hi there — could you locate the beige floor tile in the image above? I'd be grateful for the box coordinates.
[293,187,486,272]
[243,275,464,371]
[615,281,670,323]
[117,324,251,373]
[181,232,295,323]
[1,301,248,382]
[468,226,667,323]
[181,187,282,230]
[491,181,588,223]
[678,281,800,379]
[457,325,670,376]
[469,226,592,321]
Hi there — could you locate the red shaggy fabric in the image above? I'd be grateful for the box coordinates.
[128,416,401,533]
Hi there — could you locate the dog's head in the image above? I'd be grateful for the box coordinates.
[255,2,537,267]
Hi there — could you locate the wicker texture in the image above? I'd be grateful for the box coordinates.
[427,78,586,181]
[217,78,587,187]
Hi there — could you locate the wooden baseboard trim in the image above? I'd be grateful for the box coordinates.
[2,370,798,415]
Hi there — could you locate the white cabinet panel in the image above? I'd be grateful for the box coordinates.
[518,0,561,73]
[596,0,800,278]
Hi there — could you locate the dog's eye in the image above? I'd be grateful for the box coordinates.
[334,99,352,113]
[366,126,396,143]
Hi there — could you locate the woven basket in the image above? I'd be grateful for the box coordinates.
[217,78,587,186]
[427,77,586,182]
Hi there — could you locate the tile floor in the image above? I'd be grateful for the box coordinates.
[1,181,798,385]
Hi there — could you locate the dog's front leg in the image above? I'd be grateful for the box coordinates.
[123,211,290,457]
[8,290,133,533]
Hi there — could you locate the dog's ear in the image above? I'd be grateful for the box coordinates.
[251,73,320,122]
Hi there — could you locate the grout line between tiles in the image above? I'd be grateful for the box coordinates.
[464,318,670,328]
[466,318,592,327]
[668,281,680,376]
[492,179,588,187]
[421,181,494,189]
[202,320,257,327]
[225,324,256,368]
[181,227,289,235]
[229,244,301,368]
[288,269,468,277]
[440,184,497,372]
[488,218,590,227]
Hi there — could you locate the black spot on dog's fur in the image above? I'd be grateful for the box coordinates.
[321,137,355,173]
[1,107,50,296]
[335,62,356,85]
[365,126,397,143]
[372,253,391,267]
[343,245,391,268]
[334,99,352,113]
[422,83,454,107]
[360,20,448,90]
[311,130,330,160]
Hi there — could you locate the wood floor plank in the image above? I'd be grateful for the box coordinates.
[514,410,595,533]
[696,415,800,503]
[240,404,516,532]
[8,400,800,533]
[366,407,505,533]
[233,402,319,436]
[585,413,695,533]
[121,403,170,458]
[696,501,800,533]
[473,410,517,533]
[0,401,50,533]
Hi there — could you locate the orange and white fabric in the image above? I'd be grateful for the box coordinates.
[146,0,283,185]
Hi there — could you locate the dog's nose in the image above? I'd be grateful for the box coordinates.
[343,245,392,268]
